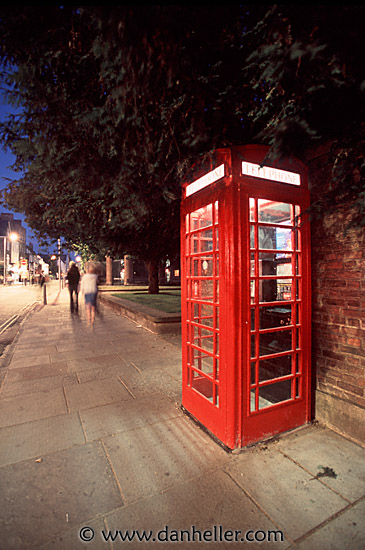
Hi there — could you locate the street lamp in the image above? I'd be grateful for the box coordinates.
[1,232,18,285]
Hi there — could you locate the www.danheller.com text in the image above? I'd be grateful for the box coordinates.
[79,525,285,543]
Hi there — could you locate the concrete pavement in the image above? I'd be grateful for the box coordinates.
[0,287,364,549]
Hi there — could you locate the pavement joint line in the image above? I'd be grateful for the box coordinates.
[101,438,128,505]
[224,469,295,546]
[276,448,352,504]
[289,497,364,546]
[62,385,71,414]
[130,361,142,373]
[77,410,88,444]
[118,376,136,399]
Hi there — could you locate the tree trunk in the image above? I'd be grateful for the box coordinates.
[106,256,113,285]
[145,259,159,294]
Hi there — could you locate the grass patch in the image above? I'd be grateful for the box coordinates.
[112,290,181,313]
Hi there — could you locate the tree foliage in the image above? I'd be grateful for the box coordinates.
[0,5,363,293]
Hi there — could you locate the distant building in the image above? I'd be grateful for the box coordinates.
[0,212,27,283]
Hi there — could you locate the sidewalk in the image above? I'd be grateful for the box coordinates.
[0,288,363,550]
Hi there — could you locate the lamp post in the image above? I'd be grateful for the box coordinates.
[1,232,18,285]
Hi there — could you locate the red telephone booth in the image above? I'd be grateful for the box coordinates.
[181,145,311,449]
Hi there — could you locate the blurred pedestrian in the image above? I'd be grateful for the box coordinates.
[66,261,80,313]
[80,263,98,326]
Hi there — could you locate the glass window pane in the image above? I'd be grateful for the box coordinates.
[191,373,214,402]
[259,253,293,276]
[259,379,292,409]
[250,253,255,276]
[193,228,213,253]
[250,198,256,221]
[259,227,293,251]
[193,257,213,277]
[251,362,256,384]
[251,308,255,330]
[191,349,214,374]
[192,279,214,302]
[258,200,292,225]
[250,225,255,248]
[250,280,256,303]
[259,306,292,329]
[259,354,292,381]
[250,389,257,412]
[214,201,219,224]
[191,204,213,230]
[193,303,214,326]
[259,330,292,356]
[260,279,292,302]
[251,334,256,358]
[193,326,214,353]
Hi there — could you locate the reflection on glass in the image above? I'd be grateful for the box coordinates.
[259,227,293,251]
[193,228,213,253]
[191,373,214,401]
[191,205,213,230]
[250,226,255,248]
[251,308,255,330]
[194,303,214,326]
[194,257,213,277]
[259,355,292,381]
[259,253,293,276]
[258,200,291,225]
[192,349,214,374]
[251,334,256,358]
[259,330,292,356]
[250,198,256,221]
[193,326,214,353]
[260,279,292,302]
[251,362,256,384]
[259,379,292,409]
[259,306,292,329]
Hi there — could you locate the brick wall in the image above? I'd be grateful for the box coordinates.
[308,150,365,443]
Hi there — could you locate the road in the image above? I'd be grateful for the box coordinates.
[0,280,61,364]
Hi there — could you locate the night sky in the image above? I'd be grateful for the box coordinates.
[0,97,40,251]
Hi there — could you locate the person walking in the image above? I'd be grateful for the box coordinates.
[66,261,81,313]
[80,263,98,326]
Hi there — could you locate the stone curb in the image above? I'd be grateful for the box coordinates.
[98,292,181,335]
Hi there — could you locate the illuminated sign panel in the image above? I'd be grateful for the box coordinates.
[186,164,225,197]
[242,161,300,186]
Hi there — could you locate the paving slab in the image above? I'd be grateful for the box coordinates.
[226,448,349,541]
[103,415,231,504]
[8,353,52,369]
[10,346,58,359]
[38,517,106,550]
[63,377,133,412]
[0,441,123,550]
[65,353,124,371]
[293,499,365,550]
[80,393,181,441]
[0,387,68,428]
[1,362,69,384]
[0,373,78,398]
[0,413,85,467]
[275,424,365,502]
[105,470,290,549]
[119,367,182,400]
